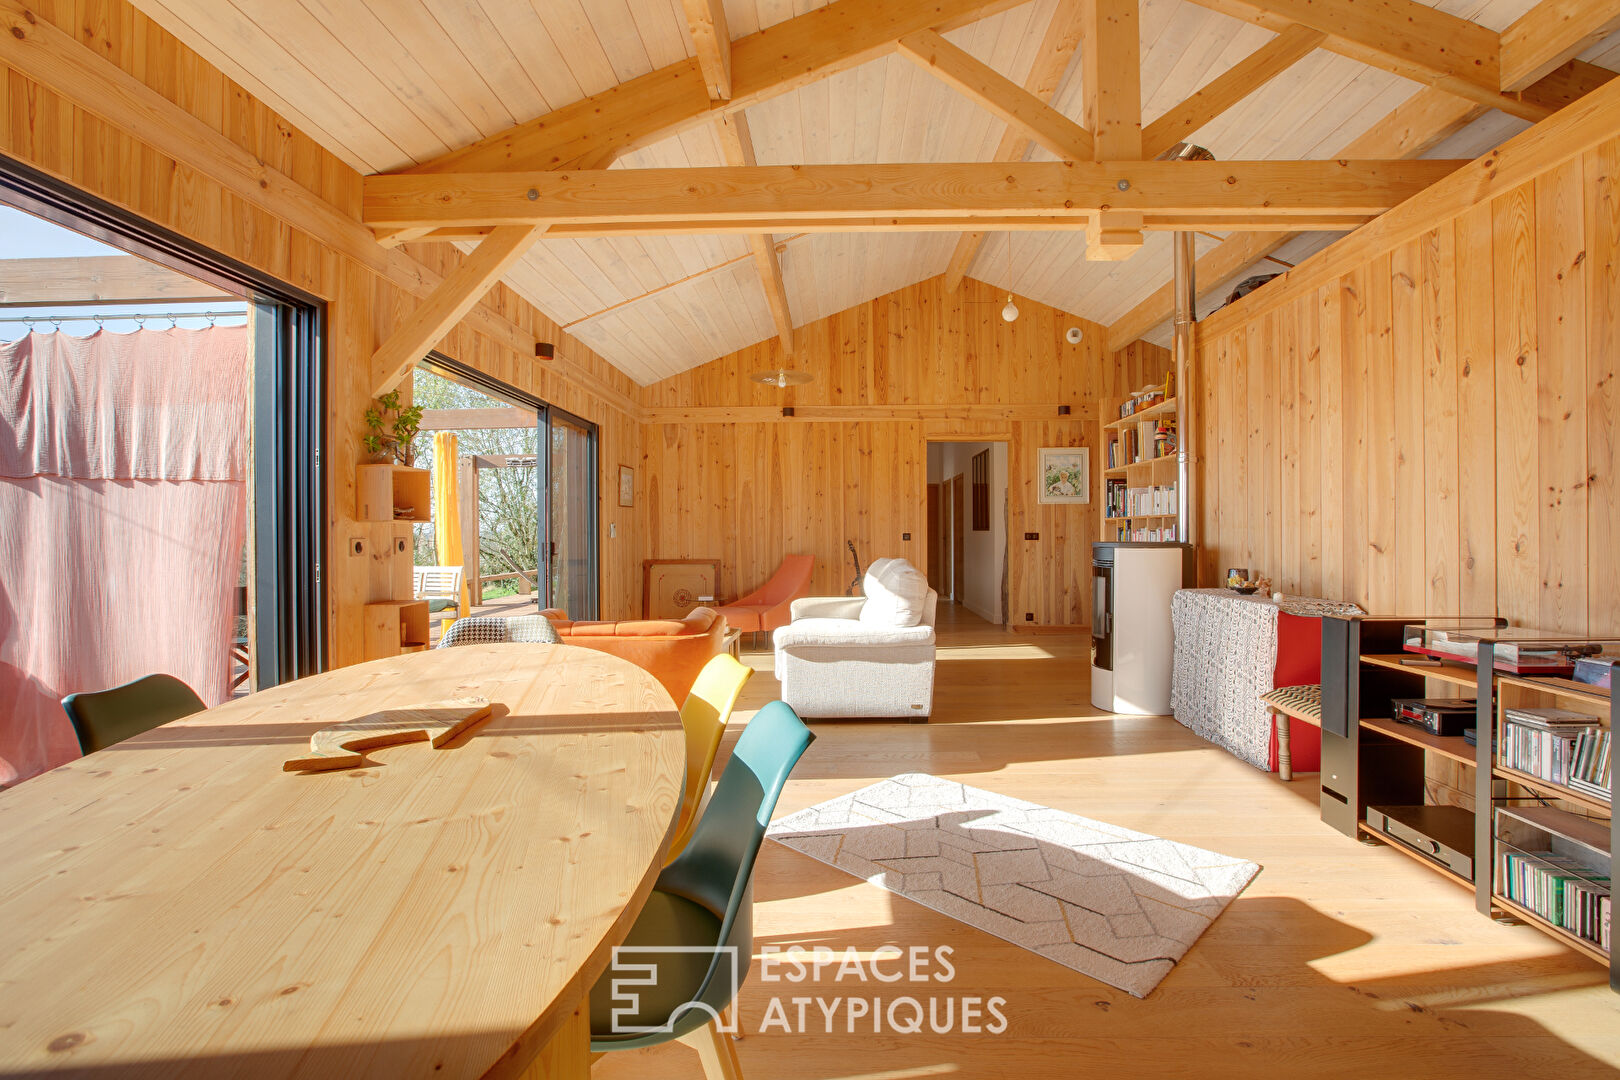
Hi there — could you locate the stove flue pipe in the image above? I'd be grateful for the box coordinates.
[1158,142,1213,549]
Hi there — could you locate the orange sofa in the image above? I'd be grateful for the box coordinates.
[538,607,725,704]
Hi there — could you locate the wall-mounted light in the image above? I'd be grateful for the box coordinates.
[535,341,555,359]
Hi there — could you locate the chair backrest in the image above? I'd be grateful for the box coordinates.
[757,554,815,605]
[656,700,815,1013]
[416,565,463,598]
[668,654,754,861]
[61,674,206,755]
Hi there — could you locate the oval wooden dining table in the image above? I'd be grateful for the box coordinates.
[0,644,686,1080]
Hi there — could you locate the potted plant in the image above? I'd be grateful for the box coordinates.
[361,391,426,467]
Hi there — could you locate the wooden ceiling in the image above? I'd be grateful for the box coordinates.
[131,0,1620,385]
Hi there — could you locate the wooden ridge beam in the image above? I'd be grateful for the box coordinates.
[896,28,1093,162]
[371,226,543,396]
[715,112,794,355]
[1104,85,1485,353]
[0,256,231,306]
[680,0,733,101]
[399,0,1026,175]
[1081,0,1144,259]
[643,402,1098,425]
[1181,0,1551,121]
[1142,26,1325,159]
[419,407,537,431]
[1501,0,1620,91]
[363,161,1465,230]
[945,0,1085,291]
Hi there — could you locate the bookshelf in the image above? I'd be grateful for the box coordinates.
[1323,617,1615,991]
[1098,385,1179,543]
[357,463,433,661]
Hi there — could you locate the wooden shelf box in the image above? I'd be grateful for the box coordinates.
[357,464,432,523]
[363,600,430,661]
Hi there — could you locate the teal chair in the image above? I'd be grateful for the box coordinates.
[61,674,206,755]
[589,700,815,1078]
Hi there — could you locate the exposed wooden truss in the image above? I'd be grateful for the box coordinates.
[715,112,794,355]
[943,0,1086,291]
[0,256,230,306]
[419,407,536,431]
[371,226,543,395]
[1501,0,1620,90]
[363,161,1466,231]
[1081,0,1145,258]
[680,0,733,101]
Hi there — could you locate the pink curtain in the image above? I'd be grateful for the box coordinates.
[0,327,248,785]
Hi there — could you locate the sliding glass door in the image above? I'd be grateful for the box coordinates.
[544,409,597,620]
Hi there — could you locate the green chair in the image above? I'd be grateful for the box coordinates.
[61,674,206,755]
[589,699,815,1078]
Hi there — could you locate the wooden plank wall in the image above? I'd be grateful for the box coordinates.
[0,0,643,666]
[1191,130,1620,636]
[638,276,1171,626]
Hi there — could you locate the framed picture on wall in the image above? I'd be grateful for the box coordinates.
[618,465,634,507]
[1037,447,1089,504]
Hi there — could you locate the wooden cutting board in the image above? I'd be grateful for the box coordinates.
[283,697,493,772]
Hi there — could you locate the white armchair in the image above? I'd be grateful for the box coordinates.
[773,558,938,720]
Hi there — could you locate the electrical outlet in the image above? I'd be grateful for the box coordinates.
[1024,612,1034,622]
[902,532,911,541]
[1025,532,1039,541]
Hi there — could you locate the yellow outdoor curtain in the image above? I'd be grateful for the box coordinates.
[432,432,471,618]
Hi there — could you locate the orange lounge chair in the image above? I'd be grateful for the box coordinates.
[716,555,814,642]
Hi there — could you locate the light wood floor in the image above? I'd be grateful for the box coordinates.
[595,605,1620,1080]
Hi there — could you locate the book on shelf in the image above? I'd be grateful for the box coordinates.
[1497,846,1612,952]
[1499,715,1601,788]
[1504,707,1597,727]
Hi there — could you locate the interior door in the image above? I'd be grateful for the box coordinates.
[544,409,598,619]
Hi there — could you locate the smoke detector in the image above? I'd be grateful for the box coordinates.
[1065,327,1084,345]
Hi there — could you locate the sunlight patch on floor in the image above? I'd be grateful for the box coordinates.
[935,642,1055,660]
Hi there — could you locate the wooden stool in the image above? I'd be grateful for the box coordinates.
[1258,684,1324,782]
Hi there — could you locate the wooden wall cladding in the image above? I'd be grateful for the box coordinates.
[639,276,1170,626]
[0,0,642,665]
[1191,127,1620,635]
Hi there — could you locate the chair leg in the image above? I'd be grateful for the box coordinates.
[677,1017,744,1080]
[721,1000,742,1040]
[1274,709,1292,782]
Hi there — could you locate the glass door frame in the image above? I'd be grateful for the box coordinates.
[420,354,599,618]
[0,153,328,687]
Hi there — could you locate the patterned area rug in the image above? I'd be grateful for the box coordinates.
[767,774,1260,998]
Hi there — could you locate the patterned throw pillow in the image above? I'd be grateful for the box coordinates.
[437,615,560,649]
[1258,683,1322,723]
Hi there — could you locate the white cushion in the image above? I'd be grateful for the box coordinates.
[860,558,929,627]
[775,618,935,648]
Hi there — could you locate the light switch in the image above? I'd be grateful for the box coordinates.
[609,522,618,539]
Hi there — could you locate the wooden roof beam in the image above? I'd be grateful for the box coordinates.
[680,0,733,101]
[371,226,543,396]
[1142,25,1325,159]
[0,255,231,306]
[1501,0,1620,91]
[895,29,1093,162]
[944,0,1086,291]
[715,112,794,356]
[398,0,1026,175]
[1182,0,1552,121]
[363,161,1464,230]
[1081,0,1144,259]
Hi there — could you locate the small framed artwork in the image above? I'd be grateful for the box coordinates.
[618,465,634,508]
[1037,447,1089,504]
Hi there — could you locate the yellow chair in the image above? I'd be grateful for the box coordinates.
[668,653,754,862]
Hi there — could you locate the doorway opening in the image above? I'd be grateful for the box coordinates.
[925,441,1008,625]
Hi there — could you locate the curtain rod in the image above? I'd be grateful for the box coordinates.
[0,308,249,326]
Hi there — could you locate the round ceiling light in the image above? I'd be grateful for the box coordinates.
[750,369,814,389]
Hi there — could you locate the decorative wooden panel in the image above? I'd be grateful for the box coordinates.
[0,0,644,669]
[639,276,1170,625]
[1191,120,1620,636]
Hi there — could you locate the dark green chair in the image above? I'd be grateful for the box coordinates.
[589,699,815,1078]
[61,674,206,755]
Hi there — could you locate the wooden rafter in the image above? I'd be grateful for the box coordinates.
[1141,25,1326,159]
[0,256,230,306]
[1081,0,1144,258]
[1181,0,1550,121]
[895,29,1093,162]
[715,112,794,355]
[680,0,733,101]
[371,226,543,395]
[1501,0,1620,91]
[1103,85,1485,352]
[363,161,1462,230]
[399,0,1026,175]
[944,0,1086,291]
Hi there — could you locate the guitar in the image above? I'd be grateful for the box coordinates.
[845,540,863,596]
